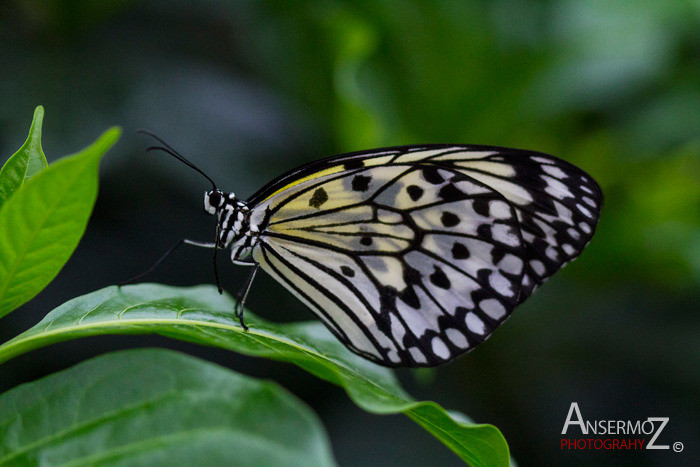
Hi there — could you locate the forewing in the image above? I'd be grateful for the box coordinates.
[247,145,601,366]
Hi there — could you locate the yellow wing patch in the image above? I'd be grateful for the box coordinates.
[261,154,400,203]
[263,164,346,202]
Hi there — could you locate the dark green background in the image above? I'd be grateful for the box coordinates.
[1,1,698,465]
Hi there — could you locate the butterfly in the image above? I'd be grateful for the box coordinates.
[133,134,602,367]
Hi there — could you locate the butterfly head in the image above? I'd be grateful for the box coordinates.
[204,190,251,249]
[204,189,226,214]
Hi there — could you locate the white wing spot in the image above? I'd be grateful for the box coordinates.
[580,222,592,234]
[466,312,486,335]
[577,204,592,217]
[431,336,451,359]
[544,175,574,198]
[409,347,427,364]
[581,185,594,194]
[583,196,596,207]
[498,254,523,274]
[530,260,546,276]
[562,244,576,255]
[491,224,519,246]
[489,272,514,297]
[542,165,568,178]
[554,201,574,224]
[489,200,512,219]
[387,349,401,363]
[445,328,469,348]
[546,246,559,261]
[567,227,580,240]
[480,299,506,320]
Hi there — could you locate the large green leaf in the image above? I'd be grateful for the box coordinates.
[0,284,509,466]
[0,348,336,466]
[0,106,48,207]
[0,126,120,318]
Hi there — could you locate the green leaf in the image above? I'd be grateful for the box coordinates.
[0,284,509,466]
[0,106,48,207]
[0,127,121,319]
[0,348,336,466]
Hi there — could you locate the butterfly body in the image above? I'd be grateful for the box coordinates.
[198,144,602,367]
[205,191,259,265]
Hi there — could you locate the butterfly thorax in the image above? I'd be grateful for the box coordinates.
[204,190,259,264]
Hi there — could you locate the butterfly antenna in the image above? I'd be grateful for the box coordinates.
[137,130,218,191]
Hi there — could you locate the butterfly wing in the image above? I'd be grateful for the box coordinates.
[247,145,602,366]
[413,146,604,301]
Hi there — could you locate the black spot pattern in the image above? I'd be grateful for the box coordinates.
[441,211,460,227]
[472,198,491,217]
[451,242,470,259]
[437,184,464,202]
[308,187,328,208]
[429,266,450,289]
[344,159,364,170]
[340,265,355,277]
[406,185,424,201]
[403,265,422,284]
[476,224,493,240]
[421,167,444,184]
[360,236,373,246]
[399,286,420,309]
[352,175,371,192]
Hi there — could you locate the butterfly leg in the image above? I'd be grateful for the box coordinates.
[213,223,223,294]
[234,264,259,331]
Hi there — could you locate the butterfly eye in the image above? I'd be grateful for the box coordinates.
[208,191,222,208]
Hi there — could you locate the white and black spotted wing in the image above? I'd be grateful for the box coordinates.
[245,145,602,366]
